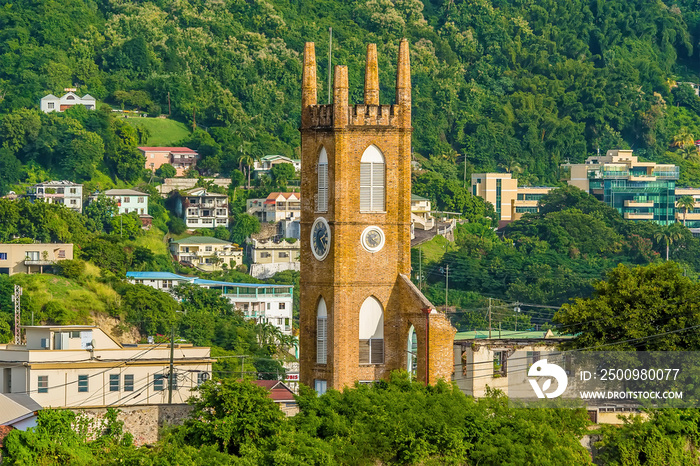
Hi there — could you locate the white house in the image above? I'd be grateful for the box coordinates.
[247,192,301,223]
[252,155,301,177]
[125,273,294,336]
[27,181,83,213]
[175,188,229,229]
[0,326,213,408]
[169,236,243,271]
[40,92,96,113]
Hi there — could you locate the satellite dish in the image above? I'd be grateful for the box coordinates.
[90,339,96,350]
[201,372,210,382]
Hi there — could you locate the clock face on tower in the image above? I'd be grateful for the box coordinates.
[311,217,331,260]
[361,226,385,253]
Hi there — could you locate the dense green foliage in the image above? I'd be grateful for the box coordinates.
[420,186,700,331]
[2,0,700,186]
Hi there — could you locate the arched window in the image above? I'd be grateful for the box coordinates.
[359,296,384,364]
[317,297,327,364]
[317,148,328,212]
[360,145,385,212]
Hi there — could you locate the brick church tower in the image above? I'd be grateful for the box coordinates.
[299,40,455,392]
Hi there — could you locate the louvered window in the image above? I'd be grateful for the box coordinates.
[317,148,328,212]
[359,296,384,364]
[360,145,385,212]
[317,297,327,364]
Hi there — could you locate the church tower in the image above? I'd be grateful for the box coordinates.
[299,40,455,392]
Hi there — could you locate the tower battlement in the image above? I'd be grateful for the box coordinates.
[307,104,401,128]
[301,41,411,130]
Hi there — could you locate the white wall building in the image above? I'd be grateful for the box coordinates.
[247,192,301,223]
[40,92,96,113]
[252,155,301,176]
[176,188,229,229]
[27,181,83,213]
[0,326,213,408]
[89,188,152,228]
[126,273,294,336]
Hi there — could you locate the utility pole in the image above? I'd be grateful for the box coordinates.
[328,27,333,104]
[241,356,245,379]
[463,155,467,189]
[12,285,22,344]
[192,107,197,131]
[488,298,492,339]
[168,325,175,404]
[167,91,171,116]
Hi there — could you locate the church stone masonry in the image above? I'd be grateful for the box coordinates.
[299,39,456,390]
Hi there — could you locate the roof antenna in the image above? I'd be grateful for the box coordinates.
[328,27,332,104]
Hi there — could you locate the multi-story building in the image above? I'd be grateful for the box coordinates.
[40,92,96,113]
[195,279,293,335]
[0,243,73,275]
[89,189,152,228]
[175,187,229,229]
[125,273,294,335]
[247,192,301,223]
[169,236,243,271]
[675,187,700,228]
[138,147,199,177]
[27,181,83,213]
[410,194,435,231]
[248,238,300,279]
[471,173,553,224]
[563,150,679,225]
[0,325,213,407]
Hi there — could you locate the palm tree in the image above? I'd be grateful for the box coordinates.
[677,195,696,226]
[654,224,684,261]
[680,144,699,161]
[672,127,695,149]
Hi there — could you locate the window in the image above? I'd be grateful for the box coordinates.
[154,374,166,391]
[317,148,328,212]
[493,351,508,377]
[267,303,271,310]
[124,208,128,213]
[317,297,327,364]
[359,145,385,212]
[58,250,65,258]
[0,253,6,260]
[138,197,144,203]
[261,252,271,258]
[124,197,130,202]
[278,252,288,258]
[48,102,55,109]
[110,374,120,392]
[314,379,327,396]
[70,188,76,194]
[190,219,199,224]
[278,318,283,325]
[359,296,384,364]
[69,331,80,338]
[124,374,134,392]
[38,375,48,393]
[163,280,172,289]
[279,303,286,310]
[78,375,88,392]
[205,246,212,252]
[26,251,40,261]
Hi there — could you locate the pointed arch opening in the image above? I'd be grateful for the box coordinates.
[316,297,327,364]
[407,325,417,376]
[359,296,384,364]
[317,147,328,212]
[360,145,385,212]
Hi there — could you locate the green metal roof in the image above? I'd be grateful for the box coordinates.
[411,194,429,201]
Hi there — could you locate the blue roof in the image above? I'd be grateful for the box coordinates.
[127,272,195,280]
[194,279,291,288]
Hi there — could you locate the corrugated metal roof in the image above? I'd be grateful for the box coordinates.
[126,272,195,280]
[0,394,41,425]
[137,147,197,153]
[193,279,291,289]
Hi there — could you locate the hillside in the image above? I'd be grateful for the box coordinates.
[2,1,700,187]
[121,117,191,146]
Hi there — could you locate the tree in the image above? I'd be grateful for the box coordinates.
[555,262,700,351]
[230,213,260,244]
[270,163,296,188]
[155,163,176,178]
[84,194,118,232]
[0,148,21,196]
[677,196,696,226]
[60,130,104,180]
[183,379,285,456]
[654,224,684,261]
